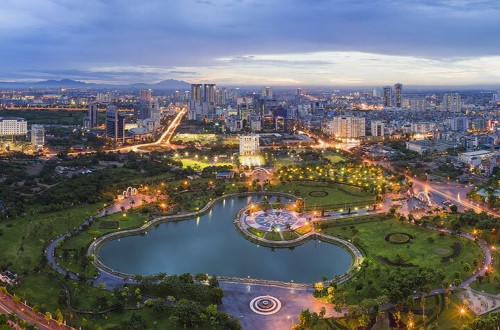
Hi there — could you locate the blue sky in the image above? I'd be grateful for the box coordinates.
[1,0,500,86]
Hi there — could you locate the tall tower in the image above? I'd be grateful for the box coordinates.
[88,103,99,128]
[140,89,152,101]
[262,87,273,100]
[394,83,403,108]
[191,84,202,102]
[383,86,393,107]
[203,84,216,103]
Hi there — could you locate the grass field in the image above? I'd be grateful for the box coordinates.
[272,181,374,210]
[56,212,149,277]
[470,249,500,294]
[0,204,101,274]
[10,273,63,314]
[180,158,233,169]
[321,217,483,303]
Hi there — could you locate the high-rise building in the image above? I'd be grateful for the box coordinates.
[296,88,302,96]
[394,83,403,108]
[492,93,500,103]
[410,98,426,111]
[106,105,126,142]
[87,103,99,128]
[371,120,385,137]
[239,134,260,155]
[140,89,152,101]
[383,86,393,107]
[331,116,365,138]
[442,93,461,112]
[31,124,45,148]
[0,117,27,137]
[203,84,216,103]
[262,87,273,100]
[191,84,202,102]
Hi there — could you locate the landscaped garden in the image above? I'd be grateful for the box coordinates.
[316,215,484,305]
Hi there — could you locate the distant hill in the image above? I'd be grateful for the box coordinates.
[0,79,191,90]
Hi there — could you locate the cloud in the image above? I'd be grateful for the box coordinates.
[0,0,499,85]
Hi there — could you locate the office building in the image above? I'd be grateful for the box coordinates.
[0,117,27,137]
[331,116,365,138]
[383,86,393,107]
[87,103,99,128]
[394,83,403,108]
[442,93,461,112]
[371,120,385,137]
[31,124,45,148]
[492,93,500,103]
[106,105,126,142]
[140,89,152,101]
[239,134,260,155]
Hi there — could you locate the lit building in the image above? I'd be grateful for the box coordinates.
[106,105,126,142]
[203,84,216,103]
[410,122,436,134]
[262,86,273,100]
[31,124,45,148]
[394,83,403,108]
[383,86,393,107]
[239,134,260,155]
[140,89,152,101]
[331,116,365,138]
[0,117,27,137]
[87,103,99,128]
[191,84,202,102]
[371,120,385,137]
[442,93,461,112]
[410,98,426,111]
[492,93,500,103]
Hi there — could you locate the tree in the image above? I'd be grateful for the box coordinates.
[450,204,458,213]
[358,314,370,327]
[45,311,52,324]
[54,309,63,326]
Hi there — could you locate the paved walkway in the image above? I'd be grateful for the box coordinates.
[44,193,494,330]
[458,286,500,315]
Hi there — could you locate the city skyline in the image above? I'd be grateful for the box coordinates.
[1,0,500,86]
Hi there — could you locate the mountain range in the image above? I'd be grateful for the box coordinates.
[0,79,191,90]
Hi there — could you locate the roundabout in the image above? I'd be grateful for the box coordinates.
[249,295,282,315]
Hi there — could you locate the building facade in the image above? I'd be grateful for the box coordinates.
[0,117,27,137]
[442,93,462,112]
[31,124,45,148]
[371,120,385,137]
[331,116,366,138]
[239,134,260,155]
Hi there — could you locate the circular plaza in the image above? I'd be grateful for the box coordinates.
[244,207,307,232]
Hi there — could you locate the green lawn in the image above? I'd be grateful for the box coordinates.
[56,212,149,277]
[0,204,101,274]
[180,158,232,169]
[470,249,500,294]
[10,273,63,314]
[272,181,374,210]
[321,217,483,304]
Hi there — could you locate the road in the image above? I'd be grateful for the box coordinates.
[0,291,73,330]
[371,160,499,217]
[45,106,186,158]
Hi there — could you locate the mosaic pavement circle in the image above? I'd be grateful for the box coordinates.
[244,209,307,232]
[249,295,282,315]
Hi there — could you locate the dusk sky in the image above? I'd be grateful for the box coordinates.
[2,0,500,86]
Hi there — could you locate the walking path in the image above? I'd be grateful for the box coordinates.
[43,192,495,329]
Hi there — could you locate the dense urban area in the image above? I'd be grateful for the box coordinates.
[0,81,499,330]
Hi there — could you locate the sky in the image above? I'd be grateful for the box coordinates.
[1,0,500,86]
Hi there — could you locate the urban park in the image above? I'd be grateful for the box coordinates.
[0,148,498,329]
